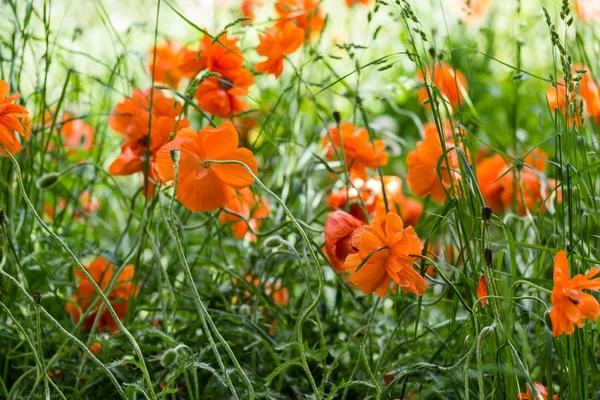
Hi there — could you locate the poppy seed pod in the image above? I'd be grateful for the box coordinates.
[35,172,60,189]
[32,291,42,305]
[0,208,5,225]
[170,149,180,163]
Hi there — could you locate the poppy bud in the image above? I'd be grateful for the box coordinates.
[264,235,282,248]
[484,248,492,266]
[479,324,495,341]
[160,349,178,368]
[332,111,341,125]
[35,173,60,189]
[170,149,180,163]
[481,206,492,221]
[32,291,42,305]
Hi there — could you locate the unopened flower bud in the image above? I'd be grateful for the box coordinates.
[332,111,341,125]
[160,348,178,368]
[32,291,42,306]
[482,206,492,221]
[35,173,60,189]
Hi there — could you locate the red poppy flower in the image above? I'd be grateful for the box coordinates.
[322,122,388,180]
[0,80,29,156]
[417,62,468,109]
[549,251,600,337]
[324,210,364,272]
[155,121,258,212]
[220,187,270,242]
[65,257,137,334]
[256,23,305,78]
[344,212,425,297]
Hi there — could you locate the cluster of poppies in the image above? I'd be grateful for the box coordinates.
[547,64,600,126]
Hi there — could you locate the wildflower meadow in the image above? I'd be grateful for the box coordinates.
[2,0,600,398]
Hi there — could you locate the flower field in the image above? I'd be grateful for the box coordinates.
[1,0,600,398]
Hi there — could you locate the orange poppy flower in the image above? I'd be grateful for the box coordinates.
[195,68,254,118]
[149,41,187,88]
[327,179,378,222]
[517,382,558,400]
[0,80,29,156]
[192,34,253,117]
[417,62,468,109]
[89,342,102,355]
[324,210,364,273]
[477,275,487,307]
[265,281,289,306]
[546,65,600,125]
[61,113,94,153]
[242,0,263,22]
[322,122,388,180]
[447,0,491,24]
[275,0,325,37]
[344,212,425,297]
[256,23,305,78]
[220,187,270,242]
[407,123,460,203]
[109,88,189,196]
[476,149,560,215]
[575,0,600,22]
[345,0,371,7]
[233,111,259,146]
[367,176,423,227]
[549,251,600,337]
[155,121,258,212]
[65,257,137,334]
[75,192,101,219]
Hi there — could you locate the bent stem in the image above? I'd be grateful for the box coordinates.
[3,148,155,399]
[205,158,324,398]
[165,158,252,400]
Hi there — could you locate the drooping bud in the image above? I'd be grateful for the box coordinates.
[160,348,178,368]
[35,173,60,189]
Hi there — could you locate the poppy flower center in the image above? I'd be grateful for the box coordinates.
[218,78,234,90]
